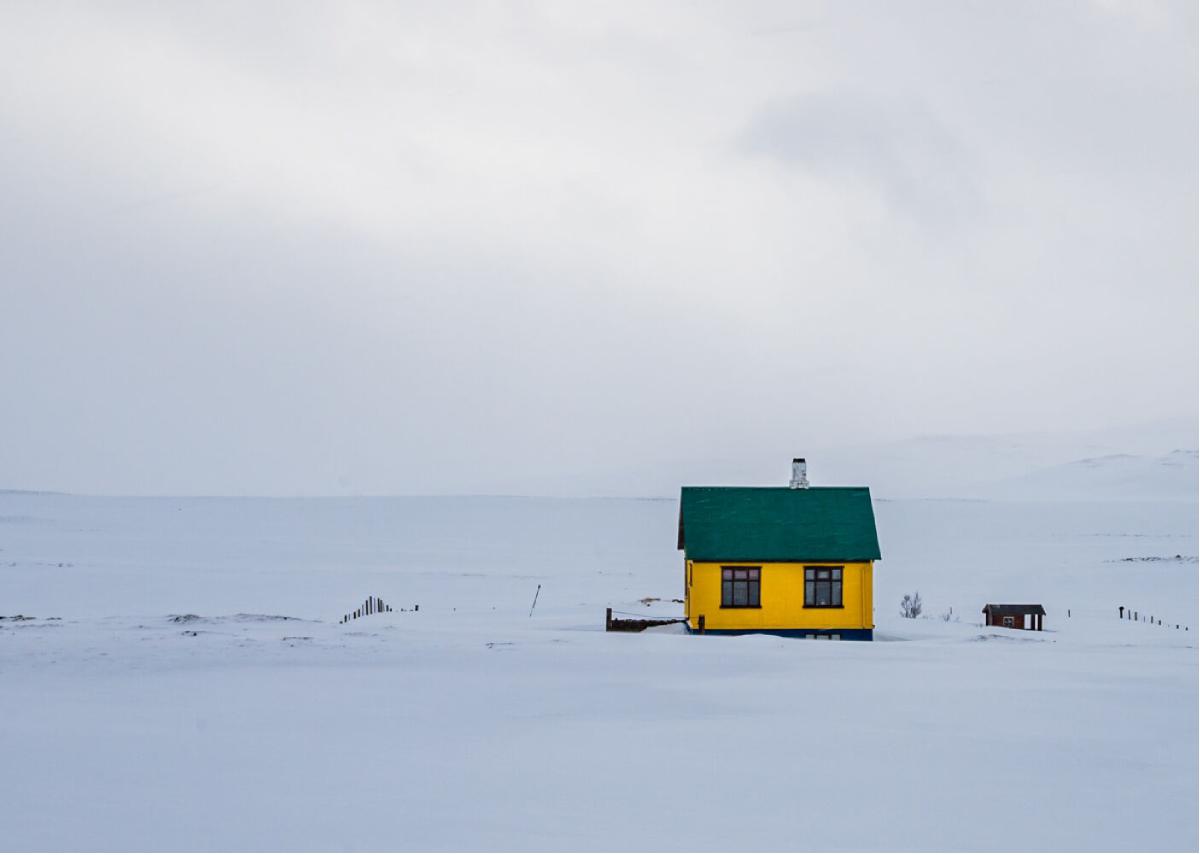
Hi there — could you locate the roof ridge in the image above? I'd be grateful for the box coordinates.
[680,485,871,491]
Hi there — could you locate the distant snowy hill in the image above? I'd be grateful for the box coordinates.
[807,415,1199,499]
[970,449,1198,501]
[564,417,1198,499]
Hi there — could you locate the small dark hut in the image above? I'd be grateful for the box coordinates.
[982,603,1046,631]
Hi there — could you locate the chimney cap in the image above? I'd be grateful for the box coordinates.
[790,457,809,489]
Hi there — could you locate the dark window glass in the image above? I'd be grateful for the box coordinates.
[804,566,844,608]
[720,566,761,607]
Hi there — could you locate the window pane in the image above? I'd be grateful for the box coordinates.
[748,580,760,606]
[722,580,733,605]
[733,581,748,606]
[805,568,814,581]
[723,568,733,580]
[735,569,747,580]
[748,568,759,580]
[818,568,830,580]
[832,580,842,606]
[832,567,842,581]
[805,580,814,604]
[816,581,830,606]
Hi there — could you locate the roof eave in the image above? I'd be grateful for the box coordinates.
[683,554,881,563]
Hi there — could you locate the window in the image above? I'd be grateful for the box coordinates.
[721,567,760,608]
[1002,616,1015,628]
[804,566,843,607]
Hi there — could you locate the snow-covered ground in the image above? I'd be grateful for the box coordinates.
[1,492,1196,851]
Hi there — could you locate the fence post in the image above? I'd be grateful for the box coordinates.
[606,607,612,632]
[1119,606,1124,618]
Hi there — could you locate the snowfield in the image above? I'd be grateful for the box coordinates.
[1,492,1196,851]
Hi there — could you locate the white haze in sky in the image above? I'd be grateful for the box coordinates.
[1,1,1196,495]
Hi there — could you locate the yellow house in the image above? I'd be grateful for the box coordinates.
[678,459,882,640]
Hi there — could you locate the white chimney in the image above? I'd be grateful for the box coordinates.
[790,457,809,489]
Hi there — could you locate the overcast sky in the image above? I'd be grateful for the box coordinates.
[1,1,1196,496]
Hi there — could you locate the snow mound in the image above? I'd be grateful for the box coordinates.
[168,613,308,625]
[167,614,208,624]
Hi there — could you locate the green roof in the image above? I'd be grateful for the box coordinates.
[677,486,882,562]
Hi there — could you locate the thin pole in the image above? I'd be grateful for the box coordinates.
[529,584,541,617]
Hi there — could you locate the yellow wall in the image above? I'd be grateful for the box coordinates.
[685,560,874,631]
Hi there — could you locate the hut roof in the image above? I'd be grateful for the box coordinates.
[982,603,1047,616]
[677,486,881,562]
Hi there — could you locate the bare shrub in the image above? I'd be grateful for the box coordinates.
[900,591,923,619]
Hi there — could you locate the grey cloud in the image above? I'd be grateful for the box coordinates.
[741,92,983,225]
[0,1,1194,496]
